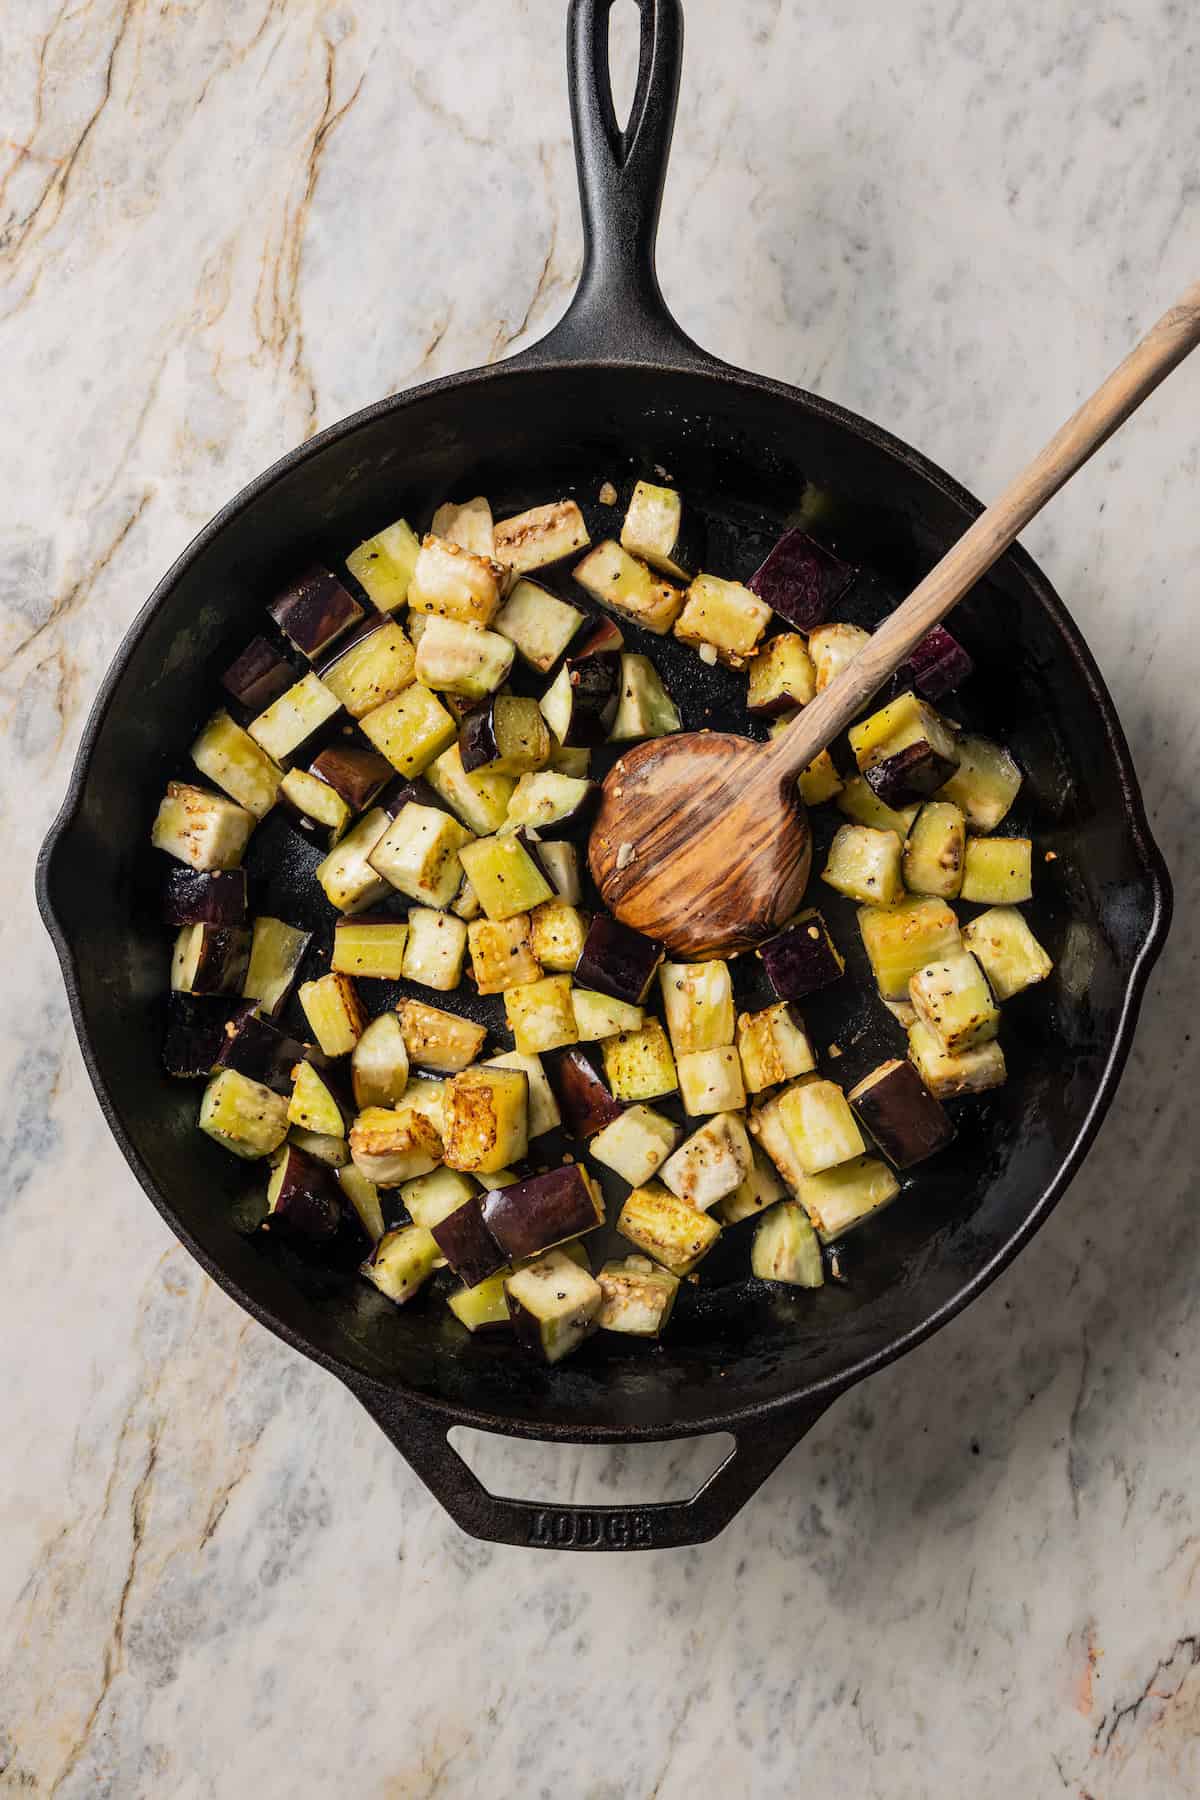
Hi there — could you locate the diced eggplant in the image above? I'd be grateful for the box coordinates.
[289,1130,349,1172]
[573,540,684,634]
[836,775,920,839]
[492,577,584,671]
[505,1248,603,1363]
[536,840,581,905]
[718,1143,786,1225]
[378,773,445,817]
[401,1166,479,1231]
[248,671,342,765]
[350,1104,443,1185]
[798,1155,901,1243]
[368,802,473,908]
[414,615,515,700]
[571,988,644,1040]
[677,1047,746,1117]
[865,741,960,810]
[858,896,962,1001]
[397,1000,486,1075]
[747,633,817,715]
[596,1255,680,1337]
[850,691,960,807]
[458,832,553,920]
[451,875,482,921]
[307,743,394,814]
[661,1112,751,1210]
[821,824,904,906]
[351,1012,410,1109]
[442,1066,530,1174]
[481,1164,603,1262]
[448,1268,513,1332]
[905,623,974,699]
[746,529,857,630]
[339,1163,386,1243]
[544,1046,624,1137]
[346,516,421,614]
[171,922,250,996]
[759,910,845,1001]
[848,1058,953,1169]
[268,564,364,658]
[529,901,589,974]
[909,949,999,1054]
[151,781,254,872]
[399,1074,449,1135]
[317,618,416,719]
[431,1193,508,1287]
[736,1002,816,1093]
[747,1085,808,1194]
[191,711,283,819]
[360,1225,440,1305]
[540,653,621,746]
[961,906,1053,1000]
[408,533,505,626]
[575,915,663,1007]
[215,1010,307,1095]
[287,1059,349,1135]
[425,743,515,836]
[590,1104,679,1187]
[808,621,871,692]
[655,959,734,1057]
[359,683,458,778]
[298,972,365,1057]
[163,995,252,1080]
[619,479,693,580]
[331,914,409,981]
[768,1078,865,1176]
[796,748,844,807]
[493,499,590,576]
[430,495,495,558]
[608,653,681,741]
[315,805,394,913]
[484,1050,561,1137]
[751,1201,824,1287]
[164,867,247,928]
[903,800,966,899]
[505,771,596,834]
[503,974,578,1055]
[960,836,1033,904]
[278,767,351,846]
[674,573,772,669]
[907,1019,1007,1099]
[616,1182,721,1276]
[459,693,552,776]
[198,1068,289,1160]
[936,734,1022,832]
[602,1019,678,1102]
[265,1144,344,1244]
[220,636,295,713]
[242,916,312,1015]
[402,906,469,991]
[467,913,542,994]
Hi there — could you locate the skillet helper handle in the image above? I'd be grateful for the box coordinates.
[347,1380,831,1550]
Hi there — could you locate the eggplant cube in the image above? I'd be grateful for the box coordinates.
[248,671,341,764]
[452,877,482,921]
[505,771,595,833]
[242,916,312,1016]
[503,975,579,1055]
[298,972,365,1057]
[308,742,394,814]
[414,615,515,700]
[936,734,1022,832]
[858,895,962,1000]
[960,837,1034,905]
[529,901,589,973]
[351,1012,410,1109]
[442,1067,529,1174]
[493,499,590,576]
[719,1143,787,1225]
[152,781,254,871]
[798,1155,901,1243]
[458,834,553,920]
[903,800,967,899]
[538,841,582,904]
[408,533,504,626]
[772,1078,865,1176]
[572,988,644,1040]
[361,1225,440,1305]
[747,632,817,714]
[748,1085,806,1194]
[907,1019,1007,1099]
[493,577,584,671]
[735,1003,817,1093]
[576,914,663,1007]
[482,1165,604,1262]
[909,950,999,1054]
[608,653,681,740]
[431,1194,507,1287]
[400,1074,449,1133]
[677,1047,746,1117]
[402,906,469,992]
[674,573,771,669]
[822,824,904,906]
[809,621,871,692]
[346,516,421,614]
[602,1019,678,1102]
[544,1046,625,1138]
[905,623,974,699]
[398,999,486,1073]
[287,1060,347,1136]
[163,994,250,1080]
[589,1104,679,1187]
[616,1182,721,1276]
[573,540,684,634]
[759,910,845,1001]
[504,1249,602,1363]
[837,774,920,839]
[339,1164,386,1244]
[269,565,364,658]
[796,748,844,807]
[171,922,250,996]
[660,1112,752,1211]
[447,1269,512,1332]
[332,916,409,981]
[350,1105,443,1185]
[485,1050,561,1137]
[460,694,552,776]
[848,1058,954,1169]
[468,913,542,994]
[596,1256,680,1338]
[430,496,495,557]
[425,742,515,836]
[747,529,857,630]
[198,1069,289,1160]
[314,807,392,913]
[319,619,416,719]
[266,1145,344,1245]
[619,480,691,580]
[368,802,473,907]
[961,906,1053,1000]
[359,684,458,776]
[659,959,734,1056]
[751,1201,824,1287]
[220,636,295,713]
[400,1166,479,1231]
[279,767,350,845]
[849,690,960,806]
[191,711,282,819]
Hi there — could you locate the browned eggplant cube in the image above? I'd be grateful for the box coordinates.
[848,1058,954,1169]
[268,564,364,659]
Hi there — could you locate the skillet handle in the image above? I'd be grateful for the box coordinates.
[345,1377,831,1550]
[512,0,716,369]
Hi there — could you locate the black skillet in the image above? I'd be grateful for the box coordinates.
[36,0,1170,1550]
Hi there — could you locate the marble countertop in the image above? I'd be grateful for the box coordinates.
[4,0,1199,1793]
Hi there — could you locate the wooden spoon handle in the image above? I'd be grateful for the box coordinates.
[764,277,1200,783]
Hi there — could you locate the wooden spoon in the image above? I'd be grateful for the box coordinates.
[590,279,1200,959]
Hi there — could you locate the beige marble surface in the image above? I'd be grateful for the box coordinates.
[4,0,1200,1794]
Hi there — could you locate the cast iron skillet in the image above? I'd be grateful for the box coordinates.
[37,0,1170,1550]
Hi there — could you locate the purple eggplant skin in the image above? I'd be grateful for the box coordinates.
[760,914,844,1001]
[163,868,247,928]
[377,773,443,817]
[163,996,254,1079]
[458,699,504,775]
[746,529,857,631]
[214,1012,309,1095]
[863,742,958,808]
[187,926,252,995]
[575,616,625,658]
[268,564,364,659]
[904,625,974,701]
[562,653,621,745]
[480,1167,601,1263]
[544,1047,625,1138]
[849,1059,954,1169]
[574,914,664,1006]
[431,1196,508,1288]
[220,636,296,713]
[309,743,393,813]
[267,1147,344,1245]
